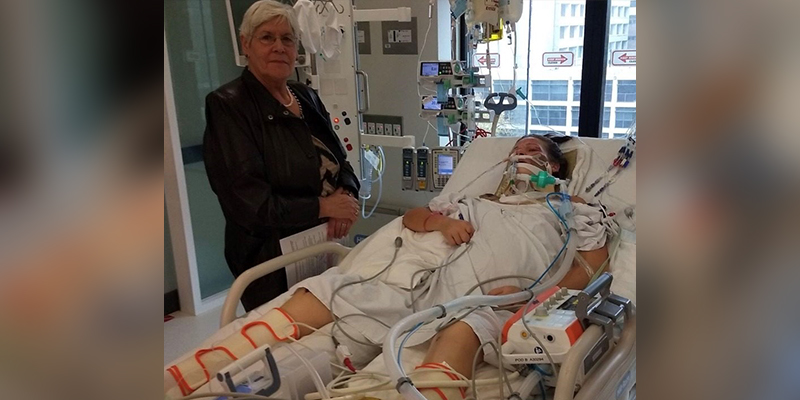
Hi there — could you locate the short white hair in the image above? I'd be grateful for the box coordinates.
[239,0,299,42]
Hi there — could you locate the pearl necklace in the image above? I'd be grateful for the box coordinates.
[280,87,294,108]
[288,87,303,118]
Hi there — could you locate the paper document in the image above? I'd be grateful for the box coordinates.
[279,223,339,287]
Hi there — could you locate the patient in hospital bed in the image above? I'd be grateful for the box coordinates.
[165,134,616,399]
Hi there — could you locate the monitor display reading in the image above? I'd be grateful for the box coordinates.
[421,63,439,77]
[438,154,454,175]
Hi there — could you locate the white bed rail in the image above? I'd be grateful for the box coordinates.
[219,241,353,327]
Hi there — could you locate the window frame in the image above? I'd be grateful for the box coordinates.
[458,0,622,138]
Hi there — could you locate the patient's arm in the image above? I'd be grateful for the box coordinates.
[403,207,475,245]
[559,245,609,290]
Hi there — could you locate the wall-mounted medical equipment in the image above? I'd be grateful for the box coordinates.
[414,146,429,191]
[401,146,414,191]
[419,60,466,77]
[430,147,461,191]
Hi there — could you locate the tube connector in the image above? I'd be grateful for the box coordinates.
[396,377,415,392]
[530,170,556,188]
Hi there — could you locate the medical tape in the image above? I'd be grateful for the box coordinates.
[414,363,467,399]
[239,308,299,348]
[167,307,296,395]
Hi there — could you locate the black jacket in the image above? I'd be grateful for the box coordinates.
[203,68,359,311]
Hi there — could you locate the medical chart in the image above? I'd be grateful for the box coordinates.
[279,223,340,287]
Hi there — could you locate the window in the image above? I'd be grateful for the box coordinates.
[531,80,569,101]
[578,46,583,58]
[531,106,567,126]
[570,26,577,38]
[617,80,636,102]
[560,26,567,39]
[571,106,580,127]
[631,1,636,7]
[571,4,578,16]
[603,107,611,128]
[573,81,612,102]
[615,107,636,128]
[580,26,585,37]
[580,4,585,16]
[561,4,568,16]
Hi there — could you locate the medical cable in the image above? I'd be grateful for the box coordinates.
[284,343,331,400]
[306,371,522,400]
[416,0,435,99]
[408,242,474,312]
[282,325,353,374]
[174,393,281,400]
[396,322,424,375]
[361,146,385,219]
[469,341,513,400]
[434,306,480,333]
[525,193,572,290]
[463,275,538,296]
[385,291,535,400]
[329,237,402,348]
[519,298,560,381]
[538,378,547,400]
[453,159,507,194]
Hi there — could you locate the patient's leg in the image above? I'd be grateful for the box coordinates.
[281,288,334,337]
[423,321,482,375]
[165,289,332,397]
[409,321,481,400]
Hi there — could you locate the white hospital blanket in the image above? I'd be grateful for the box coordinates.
[298,196,573,350]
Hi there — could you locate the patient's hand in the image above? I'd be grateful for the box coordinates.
[488,286,522,296]
[439,219,475,246]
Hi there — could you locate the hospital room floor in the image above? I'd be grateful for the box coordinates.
[164,303,244,365]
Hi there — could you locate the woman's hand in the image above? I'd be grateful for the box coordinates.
[319,189,358,223]
[435,218,475,246]
[327,217,353,239]
[487,286,523,296]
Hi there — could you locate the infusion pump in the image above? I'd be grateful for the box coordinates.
[401,147,461,192]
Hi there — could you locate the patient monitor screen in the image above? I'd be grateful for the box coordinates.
[420,62,439,76]
[437,155,454,175]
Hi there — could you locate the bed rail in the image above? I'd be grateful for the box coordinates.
[220,241,353,327]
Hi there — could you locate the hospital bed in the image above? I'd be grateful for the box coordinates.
[165,136,636,400]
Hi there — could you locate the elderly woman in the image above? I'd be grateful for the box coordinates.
[166,135,613,398]
[203,0,360,311]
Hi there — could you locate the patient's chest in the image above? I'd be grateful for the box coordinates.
[457,200,565,293]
